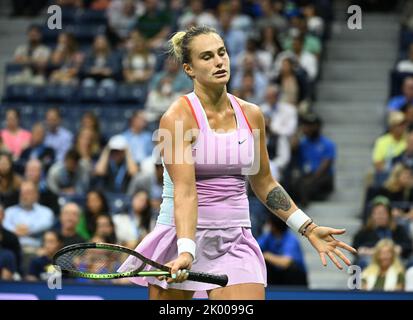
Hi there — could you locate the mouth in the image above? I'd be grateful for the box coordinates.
[213,70,227,76]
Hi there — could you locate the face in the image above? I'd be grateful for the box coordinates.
[81,114,97,130]
[87,192,104,214]
[265,87,278,104]
[281,58,293,74]
[371,205,390,227]
[398,168,413,187]
[403,78,413,99]
[184,33,230,87]
[377,246,394,270]
[0,155,12,175]
[242,74,254,91]
[43,232,61,256]
[64,158,77,172]
[94,35,108,51]
[20,182,38,207]
[28,28,41,44]
[132,191,149,214]
[24,160,42,183]
[390,121,407,136]
[31,124,45,145]
[46,110,60,129]
[95,216,113,237]
[131,113,146,132]
[60,204,80,229]
[292,38,303,53]
[6,110,19,130]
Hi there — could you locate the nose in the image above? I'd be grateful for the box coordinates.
[215,55,224,68]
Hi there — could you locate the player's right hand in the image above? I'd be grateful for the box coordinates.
[157,252,193,283]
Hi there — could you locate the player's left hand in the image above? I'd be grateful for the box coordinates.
[306,225,357,270]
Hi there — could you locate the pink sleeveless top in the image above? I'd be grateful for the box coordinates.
[158,91,255,228]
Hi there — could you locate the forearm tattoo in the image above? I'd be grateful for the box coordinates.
[265,186,292,212]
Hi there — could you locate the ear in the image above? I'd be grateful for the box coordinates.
[183,63,194,78]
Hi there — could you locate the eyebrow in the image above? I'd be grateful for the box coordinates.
[199,46,226,57]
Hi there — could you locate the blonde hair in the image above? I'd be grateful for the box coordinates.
[168,26,219,64]
[362,239,405,279]
[384,163,411,193]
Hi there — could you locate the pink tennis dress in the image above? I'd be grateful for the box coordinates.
[118,91,267,296]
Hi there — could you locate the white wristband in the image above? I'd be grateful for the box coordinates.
[286,209,311,233]
[177,238,196,260]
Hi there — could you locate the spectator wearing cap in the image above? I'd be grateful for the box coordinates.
[94,134,138,193]
[47,149,91,196]
[3,180,54,251]
[396,43,413,73]
[122,111,154,166]
[290,113,336,207]
[353,195,412,269]
[387,77,413,112]
[372,111,407,185]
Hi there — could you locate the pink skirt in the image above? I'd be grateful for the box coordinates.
[118,223,267,298]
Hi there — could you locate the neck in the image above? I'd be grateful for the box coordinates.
[194,83,228,112]
[62,226,75,237]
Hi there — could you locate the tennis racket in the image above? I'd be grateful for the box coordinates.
[53,242,228,287]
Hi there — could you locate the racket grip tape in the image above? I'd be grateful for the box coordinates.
[187,271,228,287]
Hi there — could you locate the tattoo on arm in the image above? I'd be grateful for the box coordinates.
[266,186,292,212]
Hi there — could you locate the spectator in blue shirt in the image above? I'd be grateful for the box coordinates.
[387,77,413,112]
[122,111,154,166]
[3,180,54,250]
[291,113,336,207]
[44,108,74,163]
[258,213,307,286]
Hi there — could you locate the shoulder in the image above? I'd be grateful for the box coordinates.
[232,95,264,129]
[159,96,197,131]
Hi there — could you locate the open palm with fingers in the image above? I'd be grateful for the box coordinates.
[306,226,357,270]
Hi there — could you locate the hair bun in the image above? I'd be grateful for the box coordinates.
[169,31,186,63]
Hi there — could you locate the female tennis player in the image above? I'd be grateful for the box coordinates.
[119,26,357,300]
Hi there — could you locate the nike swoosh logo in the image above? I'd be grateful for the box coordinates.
[238,138,247,144]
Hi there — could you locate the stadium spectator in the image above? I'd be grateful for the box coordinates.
[375,163,413,204]
[55,202,85,247]
[77,190,110,240]
[47,149,91,196]
[290,113,336,207]
[264,114,291,182]
[2,180,54,251]
[302,3,325,38]
[122,111,153,165]
[0,109,31,159]
[261,84,298,137]
[0,247,17,280]
[131,0,172,50]
[258,213,308,286]
[217,8,246,61]
[81,34,120,89]
[232,71,262,105]
[396,43,413,73]
[8,24,50,86]
[94,135,139,193]
[16,122,55,174]
[113,190,155,247]
[401,103,413,131]
[93,214,117,244]
[44,108,74,162]
[177,0,219,30]
[26,231,63,281]
[387,77,413,112]
[0,151,21,208]
[231,52,268,104]
[372,111,407,185]
[79,111,106,149]
[258,26,282,65]
[255,0,288,32]
[0,203,22,275]
[353,196,412,269]
[150,55,193,93]
[273,56,309,110]
[74,128,101,169]
[235,38,273,76]
[24,159,59,216]
[49,32,84,85]
[362,239,405,291]
[122,31,156,83]
[227,0,253,33]
[107,0,139,41]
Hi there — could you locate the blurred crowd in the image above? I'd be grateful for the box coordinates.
[0,0,340,288]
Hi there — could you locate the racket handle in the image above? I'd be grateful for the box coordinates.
[187,271,228,287]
